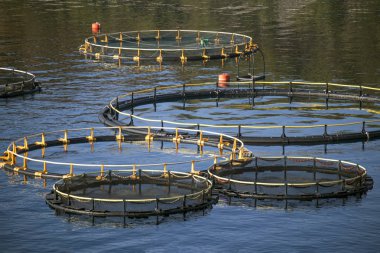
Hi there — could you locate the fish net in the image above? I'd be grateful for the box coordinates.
[45,169,215,218]
[1,126,248,179]
[209,156,372,200]
[79,30,256,64]
[101,81,380,144]
[0,67,40,97]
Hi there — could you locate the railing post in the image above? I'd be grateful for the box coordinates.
[338,160,342,180]
[138,169,142,195]
[285,182,288,198]
[168,171,171,193]
[254,157,258,194]
[284,156,288,198]
[123,199,127,221]
[323,124,328,138]
[281,125,286,138]
[284,156,287,181]
[182,195,187,209]
[156,197,159,212]
[131,92,134,115]
[154,87,157,103]
[251,53,255,80]
[316,181,319,196]
[362,121,366,134]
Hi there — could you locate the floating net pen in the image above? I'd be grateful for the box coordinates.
[45,169,216,222]
[101,81,380,145]
[79,30,257,64]
[0,126,250,179]
[208,156,373,200]
[0,67,41,98]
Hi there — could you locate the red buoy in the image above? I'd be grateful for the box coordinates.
[92,22,101,33]
[218,73,230,88]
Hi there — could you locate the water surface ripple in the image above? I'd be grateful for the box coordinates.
[0,1,379,252]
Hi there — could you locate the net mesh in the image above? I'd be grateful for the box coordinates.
[47,170,214,216]
[209,157,370,200]
[0,67,39,96]
[3,126,245,179]
[103,81,380,144]
[80,30,255,62]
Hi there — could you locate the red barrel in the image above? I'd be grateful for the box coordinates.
[92,22,101,33]
[218,73,230,88]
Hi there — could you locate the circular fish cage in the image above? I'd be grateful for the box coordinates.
[0,126,250,179]
[79,30,257,64]
[100,80,380,145]
[208,156,373,200]
[45,169,216,222]
[0,67,41,98]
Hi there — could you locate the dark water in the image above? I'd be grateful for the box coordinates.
[0,0,380,252]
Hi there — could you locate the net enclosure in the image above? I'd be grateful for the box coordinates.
[79,30,257,64]
[100,80,380,145]
[209,156,373,200]
[0,67,41,98]
[45,169,215,219]
[0,126,250,179]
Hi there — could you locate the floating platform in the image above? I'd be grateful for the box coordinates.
[1,126,249,179]
[100,81,380,145]
[209,156,373,200]
[79,29,258,64]
[45,169,217,223]
[0,68,41,98]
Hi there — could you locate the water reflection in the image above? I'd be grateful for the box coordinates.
[0,0,380,251]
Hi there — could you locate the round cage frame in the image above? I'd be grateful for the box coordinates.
[45,169,216,220]
[79,29,257,64]
[0,126,250,179]
[0,67,41,98]
[100,80,380,145]
[208,156,373,200]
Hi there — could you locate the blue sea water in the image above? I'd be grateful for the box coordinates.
[0,0,379,252]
